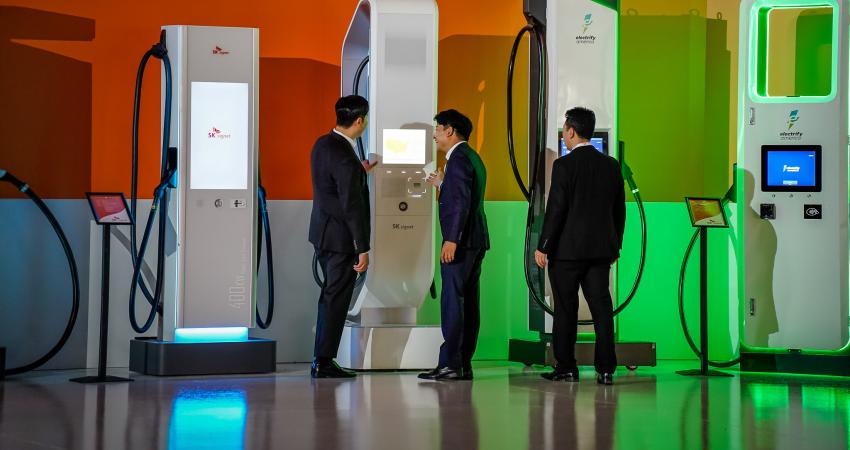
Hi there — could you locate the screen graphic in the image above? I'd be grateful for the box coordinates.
[86,193,132,225]
[190,82,250,190]
[765,150,817,188]
[382,129,426,165]
[685,197,728,228]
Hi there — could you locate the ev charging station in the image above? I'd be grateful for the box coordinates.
[128,26,276,376]
[336,0,442,370]
[736,0,850,374]
[507,0,656,368]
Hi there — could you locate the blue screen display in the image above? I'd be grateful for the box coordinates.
[765,150,817,187]
[559,137,605,157]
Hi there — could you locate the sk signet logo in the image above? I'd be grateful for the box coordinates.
[212,46,230,55]
[208,127,232,139]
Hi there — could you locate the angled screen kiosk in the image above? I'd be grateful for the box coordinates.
[336,0,441,370]
[737,0,850,375]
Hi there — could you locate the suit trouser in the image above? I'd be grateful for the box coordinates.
[548,258,617,373]
[438,247,485,369]
[314,249,357,360]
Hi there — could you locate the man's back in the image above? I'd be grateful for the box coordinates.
[309,132,370,254]
[539,145,625,260]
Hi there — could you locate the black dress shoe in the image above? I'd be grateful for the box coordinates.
[460,367,474,380]
[311,360,356,379]
[541,368,579,382]
[596,373,614,385]
[418,366,462,381]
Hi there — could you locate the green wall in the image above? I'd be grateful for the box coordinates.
[420,201,740,362]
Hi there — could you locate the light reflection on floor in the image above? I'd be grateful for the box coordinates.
[0,361,848,450]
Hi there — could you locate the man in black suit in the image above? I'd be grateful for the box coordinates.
[535,107,625,385]
[419,109,489,381]
[308,95,376,378]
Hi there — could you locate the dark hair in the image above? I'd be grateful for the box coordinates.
[433,109,473,140]
[335,95,369,127]
[564,107,595,140]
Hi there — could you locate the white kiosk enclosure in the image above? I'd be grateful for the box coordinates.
[337,0,441,370]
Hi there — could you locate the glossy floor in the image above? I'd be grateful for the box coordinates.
[1,361,848,450]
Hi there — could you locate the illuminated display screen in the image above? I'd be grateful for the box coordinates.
[382,129,426,165]
[190,82,249,190]
[761,145,821,192]
[558,130,607,157]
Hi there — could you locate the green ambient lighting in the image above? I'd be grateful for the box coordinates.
[748,0,840,103]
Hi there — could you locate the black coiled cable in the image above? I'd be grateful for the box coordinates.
[255,181,274,329]
[128,31,172,334]
[0,169,80,375]
[506,22,648,325]
[507,21,552,315]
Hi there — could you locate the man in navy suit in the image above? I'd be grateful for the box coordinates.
[308,95,376,379]
[419,109,489,381]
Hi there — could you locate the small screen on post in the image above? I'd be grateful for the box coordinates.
[761,145,821,192]
[86,192,133,225]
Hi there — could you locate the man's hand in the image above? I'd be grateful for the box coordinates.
[441,241,457,264]
[426,169,444,188]
[362,160,378,172]
[534,250,548,268]
[353,253,369,272]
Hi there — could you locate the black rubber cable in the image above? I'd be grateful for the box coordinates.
[507,23,552,315]
[128,31,172,334]
[1,170,80,375]
[255,182,274,329]
[506,23,649,324]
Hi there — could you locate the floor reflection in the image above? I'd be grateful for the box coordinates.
[168,388,247,450]
[0,363,848,450]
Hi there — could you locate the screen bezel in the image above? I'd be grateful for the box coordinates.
[684,196,729,228]
[85,192,134,226]
[760,144,822,192]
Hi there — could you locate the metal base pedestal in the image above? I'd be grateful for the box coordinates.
[129,337,276,376]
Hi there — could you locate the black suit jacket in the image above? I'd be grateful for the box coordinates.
[439,142,490,249]
[309,131,370,254]
[538,145,625,260]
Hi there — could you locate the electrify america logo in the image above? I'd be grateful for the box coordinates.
[208,127,232,139]
[576,14,596,44]
[212,46,230,55]
[779,110,802,140]
[787,109,799,129]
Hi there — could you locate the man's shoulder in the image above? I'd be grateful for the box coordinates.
[314,132,347,152]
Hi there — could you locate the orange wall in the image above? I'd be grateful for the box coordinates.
[0,0,527,200]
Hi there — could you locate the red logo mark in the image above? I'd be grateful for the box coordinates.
[212,46,230,55]
[208,127,231,139]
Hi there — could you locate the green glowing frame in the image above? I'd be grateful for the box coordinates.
[748,0,840,103]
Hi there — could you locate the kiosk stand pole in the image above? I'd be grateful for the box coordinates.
[678,226,732,377]
[71,225,132,384]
